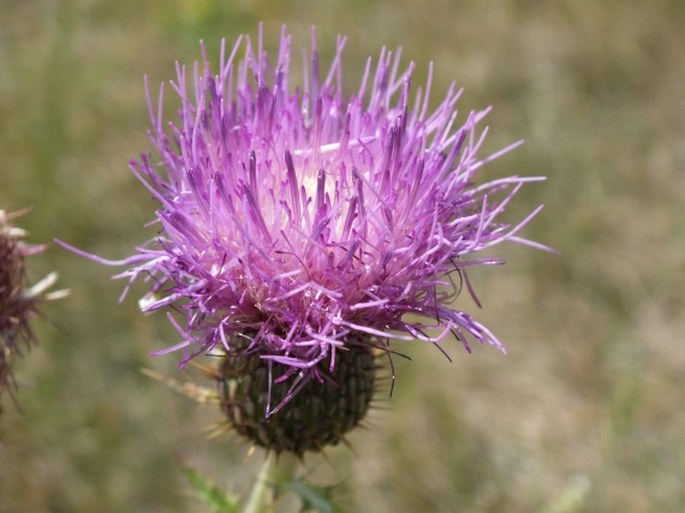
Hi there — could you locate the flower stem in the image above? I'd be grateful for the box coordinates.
[241,452,299,513]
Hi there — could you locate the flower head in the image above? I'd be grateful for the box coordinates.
[1,210,65,410]
[62,26,546,449]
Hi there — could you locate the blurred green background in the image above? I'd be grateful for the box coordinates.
[1,1,684,512]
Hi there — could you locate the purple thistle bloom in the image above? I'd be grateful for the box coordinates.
[63,27,546,416]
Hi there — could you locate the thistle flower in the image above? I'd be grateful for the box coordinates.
[1,210,65,410]
[62,27,546,453]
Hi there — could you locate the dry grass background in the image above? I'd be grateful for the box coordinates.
[1,1,684,512]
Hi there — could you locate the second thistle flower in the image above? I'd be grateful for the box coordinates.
[1,210,66,412]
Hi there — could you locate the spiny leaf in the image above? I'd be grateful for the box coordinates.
[282,479,345,513]
[179,460,240,513]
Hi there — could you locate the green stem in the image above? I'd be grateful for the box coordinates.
[241,452,299,513]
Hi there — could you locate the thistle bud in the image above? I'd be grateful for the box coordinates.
[218,334,376,455]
